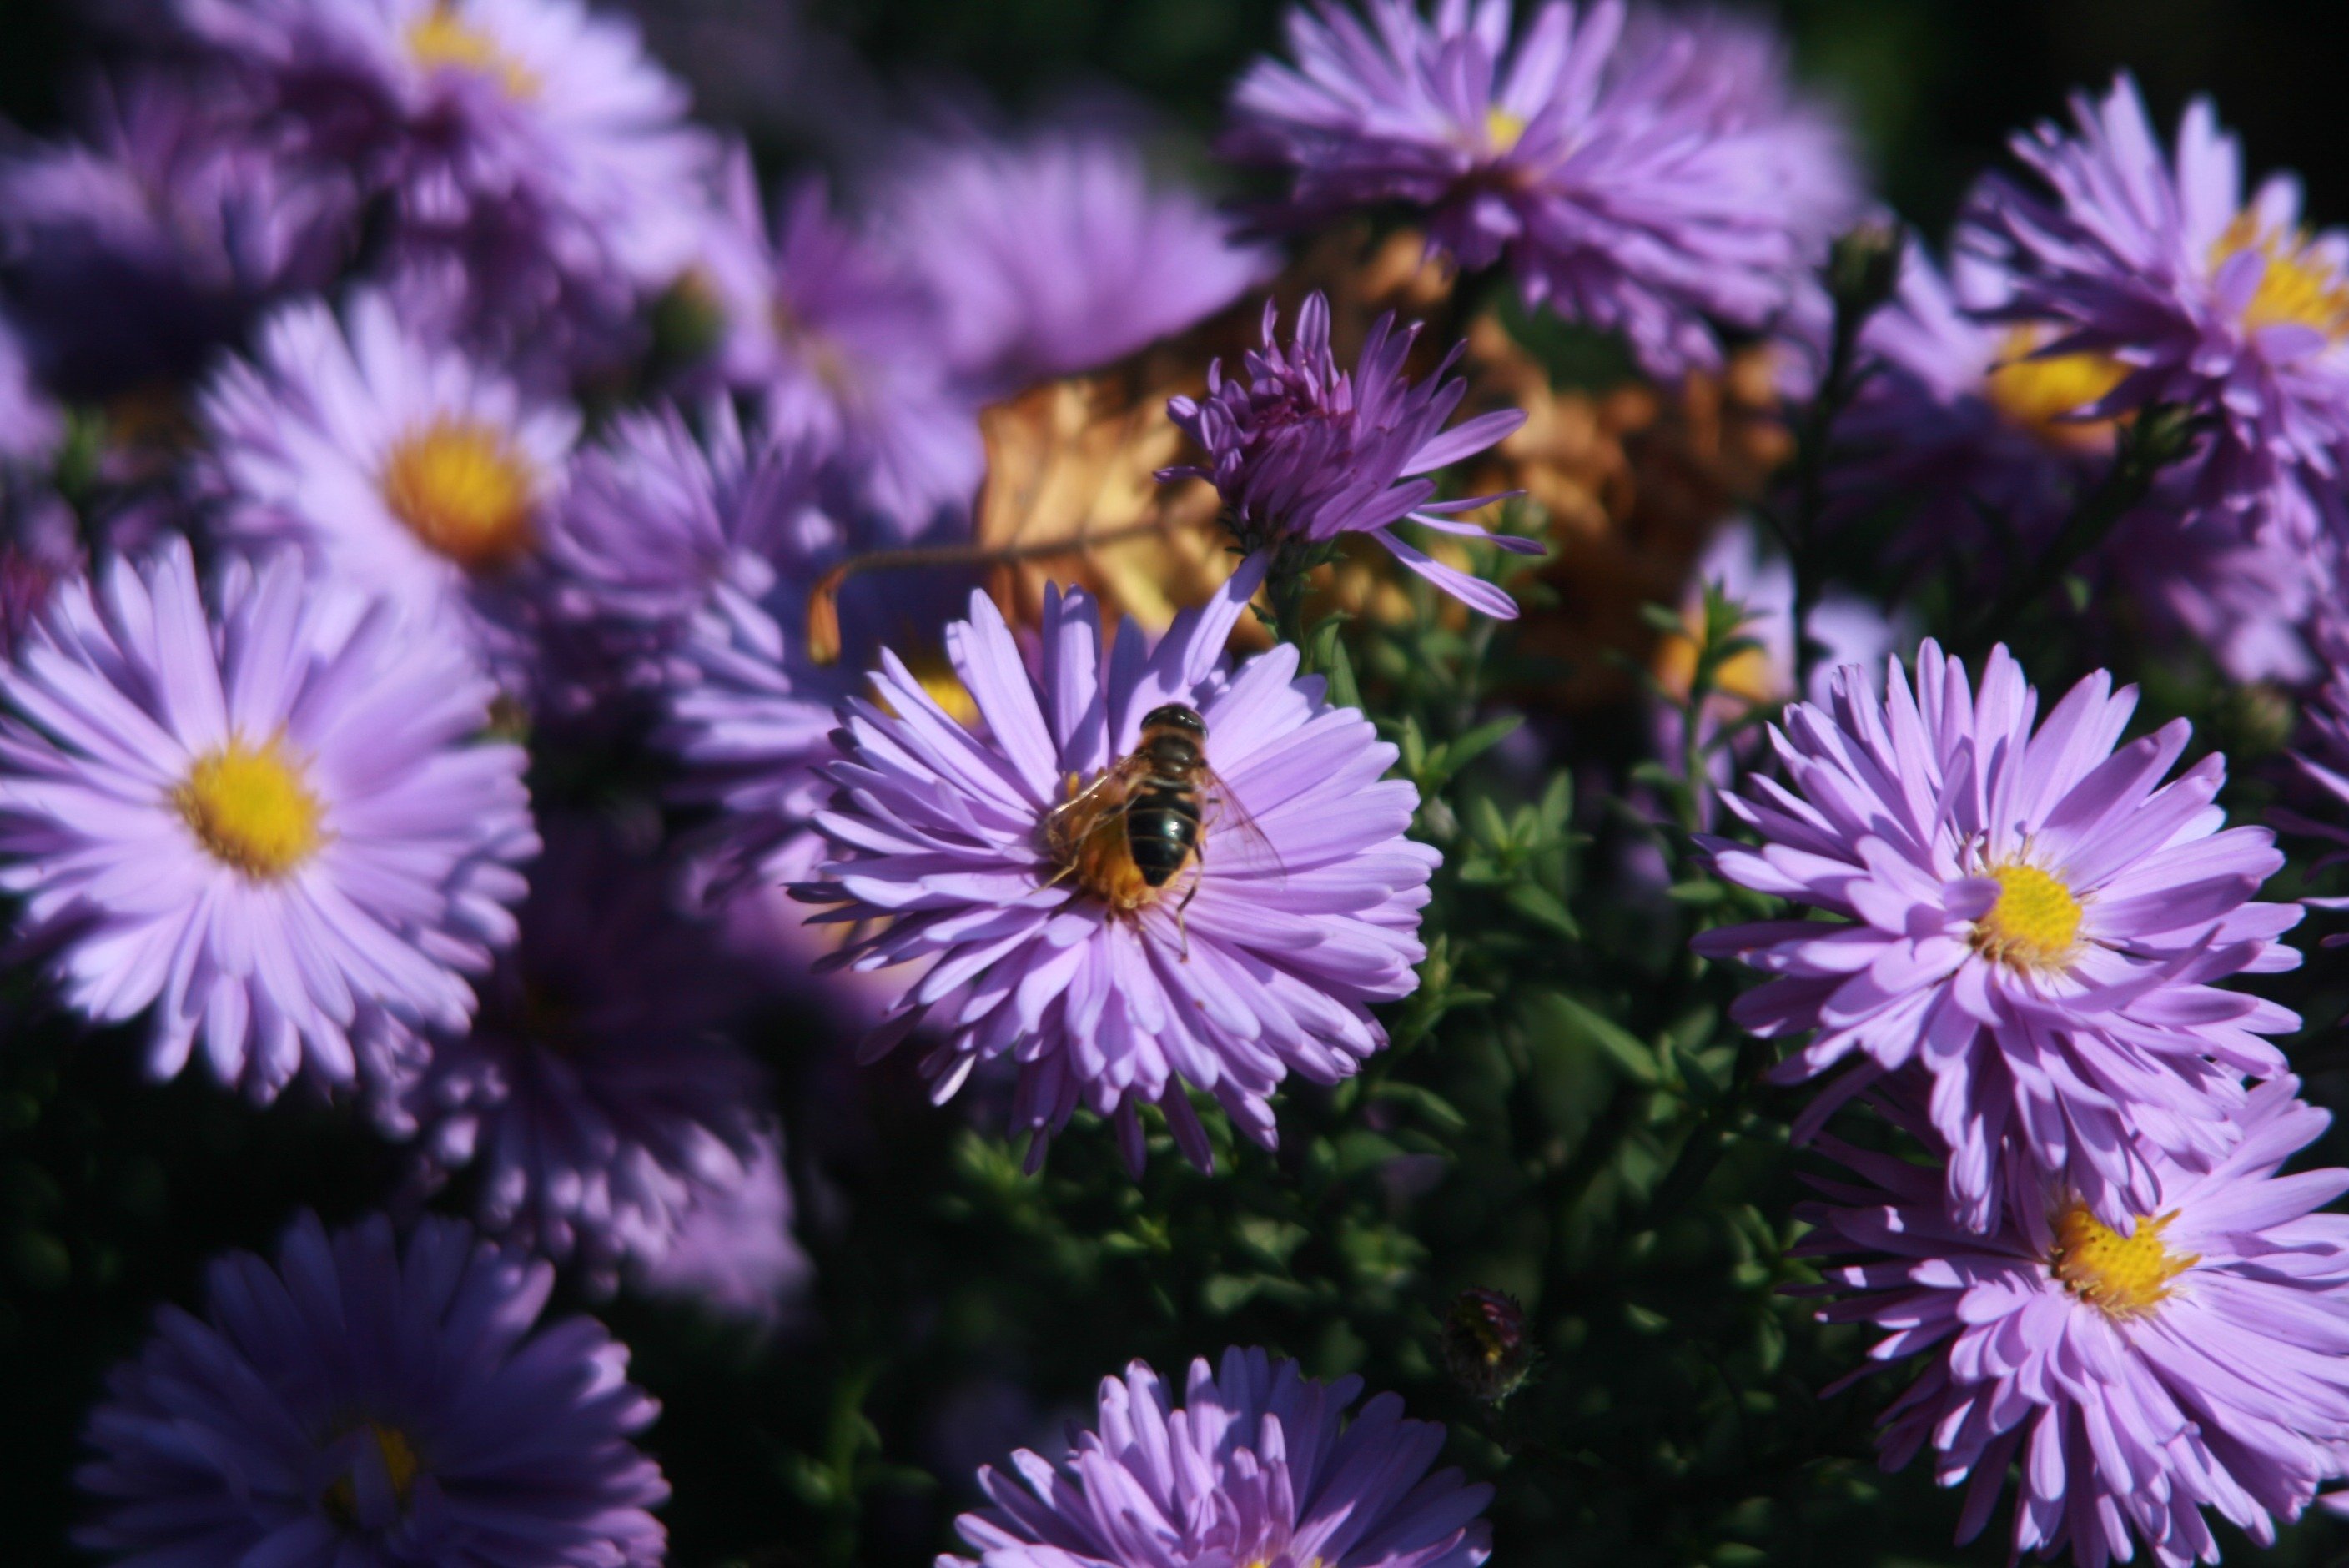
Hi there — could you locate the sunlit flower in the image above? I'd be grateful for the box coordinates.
[943,1345,1491,1567]
[78,1210,666,1565]
[1226,0,1862,375]
[1966,74,2349,563]
[1695,638,2301,1231]
[200,286,578,666]
[1163,294,1533,619]
[0,541,532,1098]
[1801,1078,2349,1568]
[797,558,1438,1171]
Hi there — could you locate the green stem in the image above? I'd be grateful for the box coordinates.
[1959,403,2201,657]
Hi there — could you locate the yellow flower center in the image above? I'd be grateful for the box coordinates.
[174,736,327,880]
[1971,862,2082,971]
[2050,1202,2196,1319]
[380,418,538,574]
[322,1423,423,1523]
[1484,106,1528,154]
[2211,211,2349,339]
[1984,324,2126,450]
[405,4,538,99]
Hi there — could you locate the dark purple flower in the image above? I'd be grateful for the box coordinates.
[533,398,842,713]
[370,816,768,1280]
[1695,639,2301,1232]
[78,1209,667,1565]
[797,559,1438,1173]
[0,71,353,398]
[1226,0,1863,376]
[1800,1078,2349,1568]
[173,0,715,378]
[697,153,983,538]
[1163,294,1533,618]
[944,1345,1491,1567]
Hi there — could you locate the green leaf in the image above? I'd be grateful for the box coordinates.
[1535,993,1661,1086]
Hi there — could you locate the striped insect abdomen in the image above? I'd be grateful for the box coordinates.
[1126,776,1201,887]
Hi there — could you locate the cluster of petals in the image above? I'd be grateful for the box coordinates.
[0,69,353,398]
[797,557,1437,1172]
[878,115,1277,396]
[1163,293,1533,619]
[368,817,770,1281]
[1799,1078,2349,1568]
[1840,241,2316,681]
[945,1345,1491,1567]
[697,154,983,536]
[0,540,533,1098]
[173,0,715,373]
[199,285,579,668]
[1225,0,1862,376]
[1964,73,2349,569]
[78,1210,667,1567]
[1695,638,2300,1231]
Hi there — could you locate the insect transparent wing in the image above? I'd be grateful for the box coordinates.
[1043,757,1145,858]
[1197,765,1287,886]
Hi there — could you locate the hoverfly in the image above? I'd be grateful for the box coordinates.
[1042,703,1279,952]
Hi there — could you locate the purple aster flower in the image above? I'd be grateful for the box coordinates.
[0,540,533,1098]
[1838,241,2318,681]
[1965,74,2349,560]
[0,70,354,399]
[173,0,714,376]
[943,1344,1491,1567]
[1162,294,1534,620]
[797,555,1438,1172]
[633,1128,809,1328]
[532,398,842,715]
[879,113,1276,395]
[78,1209,666,1566]
[370,816,768,1279]
[697,153,983,537]
[1693,638,2301,1232]
[1225,0,1863,376]
[1799,1077,2349,1568]
[1838,242,2119,572]
[200,285,580,667]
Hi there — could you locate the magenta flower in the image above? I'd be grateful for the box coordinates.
[1225,0,1861,376]
[1965,74,2349,562]
[944,1346,1491,1568]
[78,1210,667,1566]
[880,115,1276,395]
[0,541,533,1099]
[797,557,1437,1172]
[1162,294,1533,619]
[1694,639,2301,1232]
[1800,1078,2349,1568]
